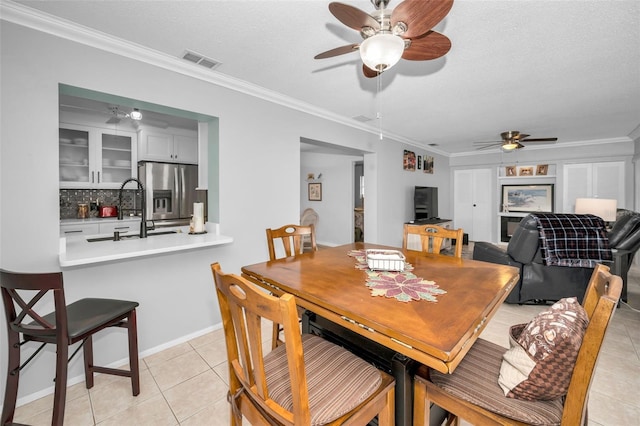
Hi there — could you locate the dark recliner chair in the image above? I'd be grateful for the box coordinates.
[473,215,595,304]
[474,211,640,304]
[607,209,640,302]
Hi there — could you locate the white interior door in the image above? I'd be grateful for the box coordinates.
[472,169,493,242]
[454,168,493,242]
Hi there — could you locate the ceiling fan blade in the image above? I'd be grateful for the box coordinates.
[402,31,451,61]
[329,2,379,32]
[392,0,454,39]
[473,140,502,145]
[521,138,558,143]
[475,143,501,150]
[314,43,359,59]
[362,64,379,78]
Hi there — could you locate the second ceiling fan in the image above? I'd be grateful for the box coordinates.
[474,131,558,151]
[314,0,454,77]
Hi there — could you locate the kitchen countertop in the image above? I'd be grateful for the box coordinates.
[61,217,140,225]
[59,222,232,267]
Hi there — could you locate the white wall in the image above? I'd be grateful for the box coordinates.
[375,141,452,248]
[0,21,404,403]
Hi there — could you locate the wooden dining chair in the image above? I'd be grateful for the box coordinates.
[0,269,140,426]
[412,264,622,426]
[266,223,317,260]
[402,224,464,258]
[211,263,395,426]
[266,223,318,348]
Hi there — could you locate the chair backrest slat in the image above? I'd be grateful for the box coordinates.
[266,224,317,261]
[402,224,464,258]
[1,270,68,339]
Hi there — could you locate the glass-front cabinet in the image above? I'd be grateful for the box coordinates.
[59,123,136,188]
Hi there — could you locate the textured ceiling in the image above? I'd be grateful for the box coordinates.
[12,0,640,155]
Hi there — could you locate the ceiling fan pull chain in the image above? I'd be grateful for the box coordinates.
[377,71,383,140]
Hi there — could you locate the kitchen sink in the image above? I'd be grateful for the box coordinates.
[87,230,180,242]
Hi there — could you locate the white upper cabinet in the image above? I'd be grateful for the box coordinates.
[137,127,198,164]
[59,123,136,189]
[562,161,625,212]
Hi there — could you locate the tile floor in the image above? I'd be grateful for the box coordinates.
[12,265,640,425]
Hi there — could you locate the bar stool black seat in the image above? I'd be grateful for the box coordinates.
[0,269,140,426]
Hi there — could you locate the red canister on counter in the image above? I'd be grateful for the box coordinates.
[98,205,118,217]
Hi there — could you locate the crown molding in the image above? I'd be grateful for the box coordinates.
[1,0,423,150]
[629,123,640,141]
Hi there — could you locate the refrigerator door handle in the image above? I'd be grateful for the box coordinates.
[174,167,179,194]
[181,167,186,196]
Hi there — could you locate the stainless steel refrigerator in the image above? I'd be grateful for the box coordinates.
[138,161,203,224]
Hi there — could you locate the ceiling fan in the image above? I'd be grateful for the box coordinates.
[106,106,142,124]
[314,0,454,77]
[474,131,558,151]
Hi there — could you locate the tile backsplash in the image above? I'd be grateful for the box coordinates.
[60,188,142,219]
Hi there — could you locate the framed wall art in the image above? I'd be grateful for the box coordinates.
[536,164,549,175]
[502,184,554,213]
[417,155,422,169]
[518,166,534,176]
[423,156,434,174]
[403,150,416,171]
[505,165,516,176]
[308,182,322,201]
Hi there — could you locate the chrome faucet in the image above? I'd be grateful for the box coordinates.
[118,177,148,238]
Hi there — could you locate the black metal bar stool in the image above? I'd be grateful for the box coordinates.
[0,269,140,426]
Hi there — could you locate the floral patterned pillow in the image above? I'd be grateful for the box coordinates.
[498,297,589,400]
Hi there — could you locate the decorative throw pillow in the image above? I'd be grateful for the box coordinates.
[498,297,589,400]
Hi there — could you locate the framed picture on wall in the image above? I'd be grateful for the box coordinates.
[308,183,322,201]
[536,164,549,175]
[417,155,422,169]
[403,150,416,171]
[502,184,554,212]
[424,156,434,174]
[518,166,534,176]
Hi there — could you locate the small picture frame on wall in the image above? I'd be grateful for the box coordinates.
[505,165,516,176]
[308,183,322,201]
[424,156,434,174]
[518,166,534,176]
[417,155,422,169]
[536,164,549,175]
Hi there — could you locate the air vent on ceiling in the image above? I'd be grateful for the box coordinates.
[353,115,373,122]
[181,50,221,70]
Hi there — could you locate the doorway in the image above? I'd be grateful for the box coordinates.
[354,161,364,242]
[300,138,368,246]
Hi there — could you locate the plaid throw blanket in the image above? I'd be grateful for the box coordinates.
[531,213,612,268]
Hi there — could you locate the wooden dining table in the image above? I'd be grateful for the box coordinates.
[241,242,519,425]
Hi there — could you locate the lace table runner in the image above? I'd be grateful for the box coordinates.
[348,250,446,303]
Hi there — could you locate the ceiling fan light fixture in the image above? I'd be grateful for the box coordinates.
[129,108,142,120]
[360,33,405,72]
[502,142,519,151]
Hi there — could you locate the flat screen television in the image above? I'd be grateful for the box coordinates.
[414,186,438,221]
